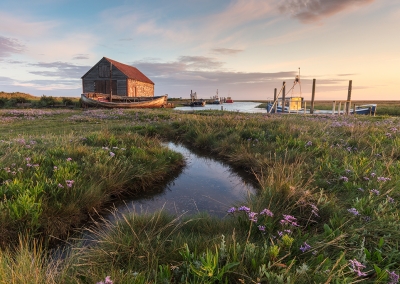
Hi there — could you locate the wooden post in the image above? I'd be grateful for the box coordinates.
[310,79,316,114]
[346,80,352,115]
[304,101,307,114]
[353,104,356,115]
[332,101,335,115]
[109,62,113,102]
[282,81,286,113]
[273,88,277,113]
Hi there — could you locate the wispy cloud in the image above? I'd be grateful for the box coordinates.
[28,61,90,78]
[0,36,25,57]
[178,56,224,71]
[72,54,90,60]
[278,0,375,23]
[211,48,244,55]
[0,12,57,37]
[0,76,13,83]
[337,73,357,77]
[132,56,295,86]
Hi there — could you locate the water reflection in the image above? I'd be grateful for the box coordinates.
[175,102,268,113]
[112,142,257,218]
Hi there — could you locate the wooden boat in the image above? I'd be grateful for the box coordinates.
[266,69,376,115]
[81,93,168,108]
[266,101,377,115]
[183,100,206,107]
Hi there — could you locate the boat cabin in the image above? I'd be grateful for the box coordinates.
[81,57,154,97]
[276,96,303,111]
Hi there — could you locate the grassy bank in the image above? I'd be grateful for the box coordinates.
[0,108,399,283]
[0,109,184,246]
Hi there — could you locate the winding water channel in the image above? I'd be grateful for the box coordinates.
[56,142,258,255]
[108,142,258,220]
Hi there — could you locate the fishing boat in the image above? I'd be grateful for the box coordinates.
[266,101,377,115]
[184,90,206,107]
[266,68,377,115]
[81,93,168,108]
[183,100,206,107]
[225,96,233,103]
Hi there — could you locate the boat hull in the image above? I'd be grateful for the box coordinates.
[266,103,377,115]
[81,93,168,108]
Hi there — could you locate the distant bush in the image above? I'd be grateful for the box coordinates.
[0,98,7,107]
[38,95,56,107]
[62,97,74,106]
[4,98,18,107]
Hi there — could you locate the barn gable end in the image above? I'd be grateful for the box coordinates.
[81,57,154,97]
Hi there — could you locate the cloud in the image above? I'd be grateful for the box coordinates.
[211,48,244,55]
[0,36,25,57]
[72,54,90,60]
[336,73,356,77]
[278,0,375,23]
[0,76,13,83]
[132,57,296,86]
[178,56,224,71]
[100,0,273,49]
[0,12,57,37]
[28,61,91,79]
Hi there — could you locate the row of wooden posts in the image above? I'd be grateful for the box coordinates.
[273,79,357,115]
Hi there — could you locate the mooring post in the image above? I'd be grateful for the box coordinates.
[282,81,286,113]
[310,79,316,114]
[273,88,277,113]
[346,80,352,115]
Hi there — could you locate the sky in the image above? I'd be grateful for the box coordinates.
[0,0,399,101]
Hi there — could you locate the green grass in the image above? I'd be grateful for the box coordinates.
[0,108,399,283]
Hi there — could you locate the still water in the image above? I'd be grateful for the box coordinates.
[175,101,268,113]
[110,142,258,219]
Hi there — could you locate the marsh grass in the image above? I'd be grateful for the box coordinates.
[0,108,399,283]
[0,114,185,245]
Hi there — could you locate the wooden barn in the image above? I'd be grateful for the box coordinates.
[81,57,154,97]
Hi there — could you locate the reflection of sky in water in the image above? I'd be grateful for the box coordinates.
[113,143,257,219]
[175,102,268,113]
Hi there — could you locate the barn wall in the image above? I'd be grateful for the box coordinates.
[82,58,127,95]
[126,79,154,97]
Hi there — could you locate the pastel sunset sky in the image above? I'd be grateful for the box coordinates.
[0,0,398,100]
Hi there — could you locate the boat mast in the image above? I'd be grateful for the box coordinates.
[298,67,302,97]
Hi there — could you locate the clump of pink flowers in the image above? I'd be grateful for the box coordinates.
[97,276,113,284]
[348,259,367,277]
[280,214,299,227]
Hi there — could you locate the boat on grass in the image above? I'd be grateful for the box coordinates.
[81,93,169,108]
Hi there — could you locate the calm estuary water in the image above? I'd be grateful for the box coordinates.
[175,101,268,113]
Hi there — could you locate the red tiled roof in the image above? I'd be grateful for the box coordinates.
[104,57,154,85]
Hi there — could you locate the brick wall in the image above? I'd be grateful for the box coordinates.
[127,79,154,97]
